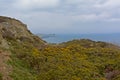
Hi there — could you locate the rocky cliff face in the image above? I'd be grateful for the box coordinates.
[0,16,45,49]
[0,16,46,80]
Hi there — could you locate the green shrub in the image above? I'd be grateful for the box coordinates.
[0,73,3,80]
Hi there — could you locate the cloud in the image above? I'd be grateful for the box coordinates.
[107,18,120,22]
[13,0,60,10]
[15,12,73,33]
[65,0,98,5]
[1,0,120,33]
[71,13,110,22]
[94,0,120,10]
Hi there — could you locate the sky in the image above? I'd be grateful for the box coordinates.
[0,0,120,34]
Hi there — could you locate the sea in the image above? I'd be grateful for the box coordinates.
[39,33,120,45]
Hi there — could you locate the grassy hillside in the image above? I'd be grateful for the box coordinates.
[8,39,120,80]
[0,16,120,80]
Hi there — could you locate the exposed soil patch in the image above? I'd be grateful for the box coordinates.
[0,50,12,80]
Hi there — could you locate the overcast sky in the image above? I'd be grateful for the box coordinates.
[0,0,120,34]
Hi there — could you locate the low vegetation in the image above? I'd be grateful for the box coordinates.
[0,73,2,80]
[0,16,120,80]
[8,39,120,80]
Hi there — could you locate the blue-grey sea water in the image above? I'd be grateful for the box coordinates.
[41,34,120,45]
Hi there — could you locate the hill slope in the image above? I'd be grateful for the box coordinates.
[0,16,120,80]
[0,16,45,49]
[0,16,46,80]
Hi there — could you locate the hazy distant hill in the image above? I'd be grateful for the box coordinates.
[37,33,56,38]
[0,16,120,80]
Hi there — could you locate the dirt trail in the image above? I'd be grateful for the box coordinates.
[0,50,12,80]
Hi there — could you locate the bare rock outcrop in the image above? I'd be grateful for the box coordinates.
[0,16,45,49]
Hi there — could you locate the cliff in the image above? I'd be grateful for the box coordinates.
[0,16,46,80]
[0,16,45,49]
